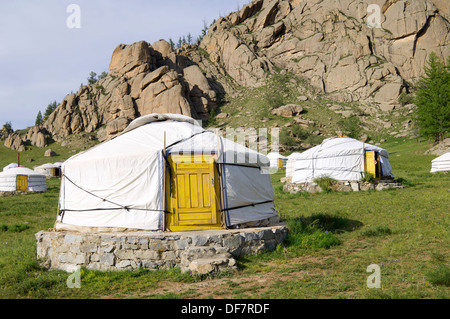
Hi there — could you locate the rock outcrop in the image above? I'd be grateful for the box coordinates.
[4,133,25,152]
[23,126,48,148]
[43,40,220,141]
[200,0,449,109]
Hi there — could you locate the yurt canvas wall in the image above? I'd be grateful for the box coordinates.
[286,152,301,178]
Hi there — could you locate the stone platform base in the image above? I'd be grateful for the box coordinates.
[35,224,288,275]
[282,177,406,193]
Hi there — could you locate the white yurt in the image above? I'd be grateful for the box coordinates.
[267,152,287,168]
[291,137,394,183]
[34,163,62,177]
[0,167,47,192]
[430,152,450,173]
[286,152,302,178]
[56,114,278,232]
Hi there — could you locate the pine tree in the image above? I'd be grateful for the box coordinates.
[44,101,58,120]
[168,38,175,50]
[414,52,450,142]
[35,111,43,126]
[87,71,98,85]
[186,33,192,45]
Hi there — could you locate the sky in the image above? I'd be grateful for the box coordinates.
[0,0,247,131]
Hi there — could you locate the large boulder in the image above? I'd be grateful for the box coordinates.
[24,126,48,148]
[4,133,25,152]
[272,104,304,117]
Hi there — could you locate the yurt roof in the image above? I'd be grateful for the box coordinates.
[432,152,450,163]
[267,152,287,159]
[35,163,58,169]
[0,167,45,177]
[298,137,389,158]
[3,163,18,172]
[64,113,270,167]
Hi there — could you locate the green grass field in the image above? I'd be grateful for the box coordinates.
[0,138,448,299]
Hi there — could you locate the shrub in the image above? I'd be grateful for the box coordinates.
[337,116,361,139]
[314,176,336,192]
[361,171,375,183]
[398,92,414,106]
[0,224,30,233]
[280,128,297,146]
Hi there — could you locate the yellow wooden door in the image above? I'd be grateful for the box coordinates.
[278,158,283,168]
[16,175,28,191]
[166,154,223,231]
[365,151,380,179]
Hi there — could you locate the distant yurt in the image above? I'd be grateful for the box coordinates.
[286,152,301,178]
[3,163,18,172]
[291,137,394,183]
[0,167,47,192]
[56,114,279,232]
[267,152,287,168]
[430,152,450,173]
[34,163,62,178]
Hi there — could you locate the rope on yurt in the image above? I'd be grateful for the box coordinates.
[219,200,274,212]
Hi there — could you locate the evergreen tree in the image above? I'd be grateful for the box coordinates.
[186,33,192,44]
[168,38,175,50]
[44,101,58,120]
[97,71,108,81]
[3,121,12,133]
[35,111,43,126]
[87,71,98,85]
[414,52,450,142]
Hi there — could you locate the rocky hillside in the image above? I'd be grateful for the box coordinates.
[3,0,449,151]
[199,0,449,107]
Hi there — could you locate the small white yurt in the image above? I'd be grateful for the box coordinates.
[0,167,47,192]
[286,152,302,178]
[267,152,287,168]
[56,113,278,232]
[3,163,18,172]
[34,163,62,177]
[430,152,450,173]
[291,137,394,183]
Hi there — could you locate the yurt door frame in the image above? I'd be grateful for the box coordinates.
[364,151,382,179]
[16,175,28,191]
[165,153,223,231]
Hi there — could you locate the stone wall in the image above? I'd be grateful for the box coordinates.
[282,177,406,193]
[35,225,288,275]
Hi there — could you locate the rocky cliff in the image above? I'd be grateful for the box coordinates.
[4,0,449,149]
[199,0,449,108]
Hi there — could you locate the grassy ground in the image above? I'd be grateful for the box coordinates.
[0,138,448,299]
